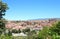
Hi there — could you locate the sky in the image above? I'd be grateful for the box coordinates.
[2,0,60,20]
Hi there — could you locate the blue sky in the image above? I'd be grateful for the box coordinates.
[2,0,60,20]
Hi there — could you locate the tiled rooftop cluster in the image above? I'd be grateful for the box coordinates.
[5,19,57,30]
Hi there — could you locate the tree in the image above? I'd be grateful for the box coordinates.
[49,21,60,39]
[38,26,51,39]
[0,0,8,33]
[23,28,30,32]
[38,21,60,39]
[12,29,21,33]
[0,0,8,19]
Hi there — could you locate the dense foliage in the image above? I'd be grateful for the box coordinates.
[38,21,60,39]
[0,0,8,34]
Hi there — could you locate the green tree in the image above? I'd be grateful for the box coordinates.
[49,21,60,39]
[0,0,8,18]
[0,0,8,34]
[38,26,51,39]
[23,28,30,33]
[38,21,60,39]
[12,29,21,33]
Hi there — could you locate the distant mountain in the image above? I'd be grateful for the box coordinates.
[28,18,60,21]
